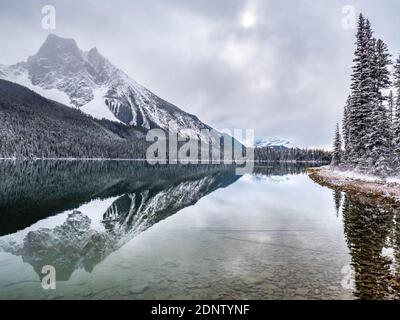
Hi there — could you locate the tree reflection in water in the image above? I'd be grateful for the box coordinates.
[340,193,400,299]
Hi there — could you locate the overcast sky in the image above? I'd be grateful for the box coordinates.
[1,0,400,148]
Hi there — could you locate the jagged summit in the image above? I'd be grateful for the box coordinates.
[0,34,209,137]
[35,34,80,56]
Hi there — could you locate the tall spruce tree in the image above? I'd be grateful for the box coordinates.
[387,90,395,162]
[346,16,376,170]
[332,123,342,166]
[340,14,400,175]
[342,95,352,164]
[393,54,400,169]
[344,15,392,174]
[369,38,391,174]
[374,39,391,102]
[388,90,394,124]
[394,105,400,170]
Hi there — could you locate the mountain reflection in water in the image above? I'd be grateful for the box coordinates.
[2,161,399,300]
[0,161,310,282]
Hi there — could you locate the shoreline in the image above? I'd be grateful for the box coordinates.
[307,166,400,205]
[0,158,329,164]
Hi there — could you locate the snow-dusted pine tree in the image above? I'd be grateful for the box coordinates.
[388,90,394,124]
[387,91,395,161]
[342,96,352,164]
[393,54,400,169]
[393,108,400,170]
[369,38,391,174]
[346,15,376,170]
[374,39,391,102]
[332,123,342,166]
[340,14,399,176]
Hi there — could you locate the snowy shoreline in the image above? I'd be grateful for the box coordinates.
[307,166,400,204]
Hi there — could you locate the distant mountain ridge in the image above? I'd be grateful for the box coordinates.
[254,138,291,148]
[0,34,210,138]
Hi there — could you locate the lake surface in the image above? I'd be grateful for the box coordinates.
[0,160,399,300]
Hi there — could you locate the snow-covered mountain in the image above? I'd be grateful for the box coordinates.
[0,34,210,137]
[253,138,290,148]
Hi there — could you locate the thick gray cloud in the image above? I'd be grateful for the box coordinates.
[1,0,400,148]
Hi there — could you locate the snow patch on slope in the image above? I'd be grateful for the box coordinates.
[0,66,72,107]
[81,87,121,123]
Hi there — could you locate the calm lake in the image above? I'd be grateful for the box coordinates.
[0,161,399,300]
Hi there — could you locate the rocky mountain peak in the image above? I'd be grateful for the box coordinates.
[26,34,91,91]
[0,34,211,136]
[29,34,83,67]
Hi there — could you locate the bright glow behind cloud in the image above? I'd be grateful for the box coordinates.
[240,10,256,28]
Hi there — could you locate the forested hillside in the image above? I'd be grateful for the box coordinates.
[0,79,149,159]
